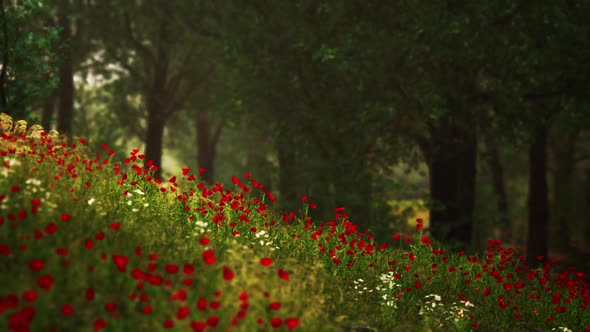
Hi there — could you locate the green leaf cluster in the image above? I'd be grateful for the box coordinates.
[0,0,61,120]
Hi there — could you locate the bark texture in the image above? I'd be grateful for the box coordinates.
[526,127,549,267]
[196,111,222,184]
[486,139,511,241]
[57,13,74,137]
[421,119,477,249]
[145,90,165,179]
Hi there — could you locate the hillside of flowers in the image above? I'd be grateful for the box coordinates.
[0,120,589,331]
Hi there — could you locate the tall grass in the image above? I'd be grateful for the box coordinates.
[0,129,588,331]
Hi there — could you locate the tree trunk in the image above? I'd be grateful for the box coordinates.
[526,127,549,267]
[145,104,165,180]
[277,128,298,213]
[143,59,168,180]
[246,116,273,193]
[422,121,476,250]
[57,13,74,137]
[428,152,460,245]
[41,90,57,130]
[550,128,578,252]
[486,139,511,242]
[456,130,477,247]
[195,111,221,184]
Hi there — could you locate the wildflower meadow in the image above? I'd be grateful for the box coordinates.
[0,126,589,331]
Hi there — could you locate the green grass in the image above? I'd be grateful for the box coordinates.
[0,132,588,332]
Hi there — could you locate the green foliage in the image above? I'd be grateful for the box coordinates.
[4,0,586,269]
[73,79,130,163]
[221,1,417,237]
[0,0,60,120]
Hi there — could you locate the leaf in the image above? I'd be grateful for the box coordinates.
[312,44,337,62]
[430,108,448,120]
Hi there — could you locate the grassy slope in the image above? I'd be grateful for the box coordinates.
[0,132,589,332]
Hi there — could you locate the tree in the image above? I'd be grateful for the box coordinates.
[483,137,511,242]
[0,0,60,120]
[195,111,222,184]
[86,0,220,179]
[221,0,590,251]
[386,1,589,254]
[498,1,590,267]
[348,1,496,248]
[55,11,73,136]
[222,1,409,234]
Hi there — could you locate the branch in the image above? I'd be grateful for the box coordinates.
[179,9,222,41]
[166,67,215,117]
[165,45,210,106]
[189,25,222,40]
[124,12,156,66]
[165,45,199,96]
[107,50,140,78]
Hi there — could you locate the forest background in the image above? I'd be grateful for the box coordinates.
[1,0,589,271]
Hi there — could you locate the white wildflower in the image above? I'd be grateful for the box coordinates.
[425,294,442,302]
[460,300,474,307]
[255,230,268,238]
[385,300,397,308]
[448,301,473,320]
[419,294,445,317]
[6,159,21,167]
[1,158,21,176]
[26,178,42,186]
[195,220,208,228]
[379,271,400,290]
[423,294,443,310]
[87,198,95,205]
[258,239,276,248]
